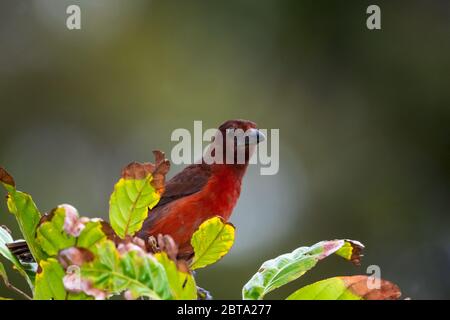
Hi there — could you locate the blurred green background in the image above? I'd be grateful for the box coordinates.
[1,0,449,299]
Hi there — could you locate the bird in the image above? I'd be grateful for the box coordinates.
[136,119,265,258]
[5,119,265,263]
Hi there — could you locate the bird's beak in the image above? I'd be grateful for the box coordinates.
[255,129,266,144]
[236,128,266,146]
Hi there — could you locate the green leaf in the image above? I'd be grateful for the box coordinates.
[286,276,402,300]
[155,252,197,300]
[109,176,158,238]
[76,240,172,300]
[109,151,170,238]
[0,226,36,289]
[0,261,7,283]
[34,258,89,300]
[109,153,169,239]
[34,258,67,300]
[0,167,45,262]
[242,239,364,300]
[77,221,108,252]
[190,217,235,270]
[36,207,76,256]
[36,204,107,257]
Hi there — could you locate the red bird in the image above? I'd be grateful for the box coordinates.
[5,120,264,262]
[137,119,265,258]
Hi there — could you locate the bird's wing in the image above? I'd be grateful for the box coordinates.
[137,164,211,238]
[155,163,212,207]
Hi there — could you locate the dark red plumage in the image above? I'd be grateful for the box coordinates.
[137,119,264,258]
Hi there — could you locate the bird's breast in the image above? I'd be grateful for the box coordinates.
[142,166,245,256]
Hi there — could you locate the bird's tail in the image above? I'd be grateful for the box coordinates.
[6,240,35,263]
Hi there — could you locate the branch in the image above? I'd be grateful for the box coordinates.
[2,278,32,300]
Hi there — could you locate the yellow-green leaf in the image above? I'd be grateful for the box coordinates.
[36,205,107,257]
[77,221,108,253]
[190,217,235,270]
[0,167,45,262]
[34,259,66,300]
[36,207,76,257]
[109,152,169,239]
[286,276,402,300]
[34,258,88,300]
[155,252,197,300]
[109,176,159,238]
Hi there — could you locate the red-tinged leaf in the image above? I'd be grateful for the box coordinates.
[287,275,402,300]
[243,239,364,300]
[63,269,106,300]
[109,151,170,238]
[63,240,173,300]
[61,204,86,237]
[58,247,95,269]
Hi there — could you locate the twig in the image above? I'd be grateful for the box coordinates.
[4,282,32,300]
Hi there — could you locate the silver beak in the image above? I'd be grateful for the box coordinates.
[235,128,266,146]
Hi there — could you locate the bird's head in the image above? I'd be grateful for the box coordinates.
[205,119,265,166]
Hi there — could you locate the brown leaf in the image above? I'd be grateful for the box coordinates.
[156,234,191,273]
[342,275,402,300]
[58,247,95,269]
[151,150,171,194]
[345,239,364,266]
[120,150,170,194]
[37,210,56,227]
[117,237,148,255]
[147,234,189,272]
[157,234,179,261]
[176,260,190,273]
[130,237,147,250]
[0,167,15,187]
[100,221,120,244]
